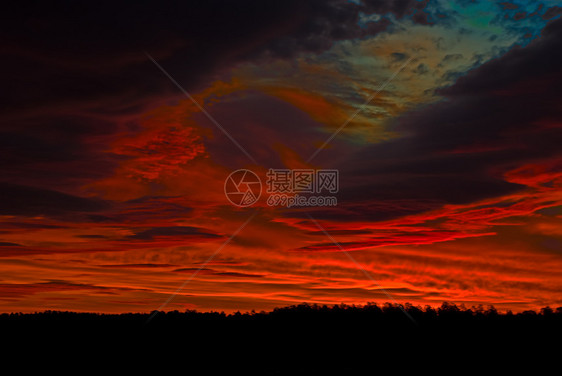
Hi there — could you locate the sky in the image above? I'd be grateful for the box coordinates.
[1,0,562,313]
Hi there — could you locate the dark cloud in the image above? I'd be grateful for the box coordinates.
[199,90,331,169]
[215,271,264,278]
[98,263,178,269]
[173,267,264,278]
[513,12,526,21]
[192,260,248,266]
[259,0,423,57]
[0,280,141,299]
[413,63,430,74]
[542,6,562,20]
[0,115,121,189]
[107,197,194,225]
[440,18,562,97]
[0,222,66,230]
[2,0,430,112]
[305,229,373,236]
[499,2,519,11]
[1,0,433,204]
[128,226,221,241]
[291,199,446,223]
[314,17,562,222]
[174,267,213,274]
[294,229,473,251]
[0,183,110,216]
[0,245,123,258]
[391,52,409,62]
[442,53,464,63]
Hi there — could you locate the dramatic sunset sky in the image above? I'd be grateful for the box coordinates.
[2,0,562,313]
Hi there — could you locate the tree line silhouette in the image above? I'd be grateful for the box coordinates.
[2,302,561,374]
[3,301,561,324]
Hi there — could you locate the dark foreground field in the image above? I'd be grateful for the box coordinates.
[2,303,561,374]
